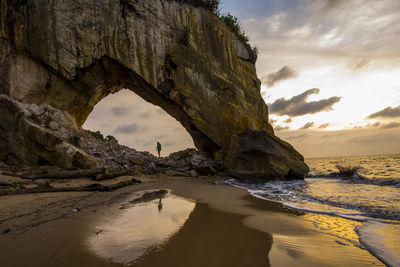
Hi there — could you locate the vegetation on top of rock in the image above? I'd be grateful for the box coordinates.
[220,12,249,43]
[88,130,105,141]
[175,0,257,54]
[87,130,115,142]
[179,0,220,14]
[105,135,116,141]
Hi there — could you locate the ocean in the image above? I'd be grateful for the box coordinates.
[227,154,400,266]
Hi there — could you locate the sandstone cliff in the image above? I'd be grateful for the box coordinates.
[0,0,309,179]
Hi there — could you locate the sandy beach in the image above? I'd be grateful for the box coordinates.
[0,175,384,266]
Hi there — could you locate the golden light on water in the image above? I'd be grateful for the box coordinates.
[87,195,195,264]
[303,213,362,245]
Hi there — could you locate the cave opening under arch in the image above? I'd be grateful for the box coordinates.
[83,89,195,157]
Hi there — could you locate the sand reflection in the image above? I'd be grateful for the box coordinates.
[87,193,195,264]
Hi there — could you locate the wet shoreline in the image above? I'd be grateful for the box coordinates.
[0,177,385,266]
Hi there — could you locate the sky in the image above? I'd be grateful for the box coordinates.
[84,0,400,158]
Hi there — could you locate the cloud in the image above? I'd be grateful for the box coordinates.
[152,134,167,140]
[275,125,290,131]
[269,88,341,117]
[262,66,298,87]
[111,107,131,116]
[143,141,153,147]
[349,133,400,144]
[318,123,330,129]
[348,58,370,70]
[284,118,293,123]
[143,135,169,147]
[164,141,176,147]
[269,118,277,124]
[234,0,400,79]
[300,122,315,129]
[286,133,310,140]
[321,132,345,138]
[313,0,349,14]
[367,106,400,118]
[381,122,400,129]
[324,0,346,9]
[354,121,400,129]
[114,123,147,134]
[366,122,382,128]
[138,111,152,119]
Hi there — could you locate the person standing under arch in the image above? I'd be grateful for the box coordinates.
[156,142,162,157]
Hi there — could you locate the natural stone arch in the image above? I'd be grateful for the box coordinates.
[73,57,214,153]
[0,0,309,179]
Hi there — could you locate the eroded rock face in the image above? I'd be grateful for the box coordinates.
[0,0,309,179]
[0,95,98,169]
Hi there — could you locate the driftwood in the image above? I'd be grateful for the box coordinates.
[20,168,106,179]
[1,172,23,178]
[93,170,132,181]
[1,178,141,195]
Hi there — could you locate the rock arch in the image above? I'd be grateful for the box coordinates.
[0,0,309,179]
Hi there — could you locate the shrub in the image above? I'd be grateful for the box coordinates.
[87,130,117,142]
[220,13,249,43]
[252,46,258,55]
[106,135,116,141]
[180,0,220,14]
[335,164,360,176]
[88,130,106,141]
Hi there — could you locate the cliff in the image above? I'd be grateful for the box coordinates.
[0,0,309,179]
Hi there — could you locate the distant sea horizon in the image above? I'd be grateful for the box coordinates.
[305,152,399,159]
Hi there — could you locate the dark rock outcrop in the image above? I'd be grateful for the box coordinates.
[0,0,309,180]
[226,130,309,180]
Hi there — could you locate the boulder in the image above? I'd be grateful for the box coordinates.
[155,158,178,168]
[190,155,218,175]
[130,158,145,166]
[226,129,309,180]
[169,148,198,161]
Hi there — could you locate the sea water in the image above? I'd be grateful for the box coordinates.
[227,154,400,266]
[88,194,195,265]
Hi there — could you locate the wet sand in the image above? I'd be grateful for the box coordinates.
[0,176,384,266]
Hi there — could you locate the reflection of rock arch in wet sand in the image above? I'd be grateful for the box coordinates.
[0,0,308,179]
